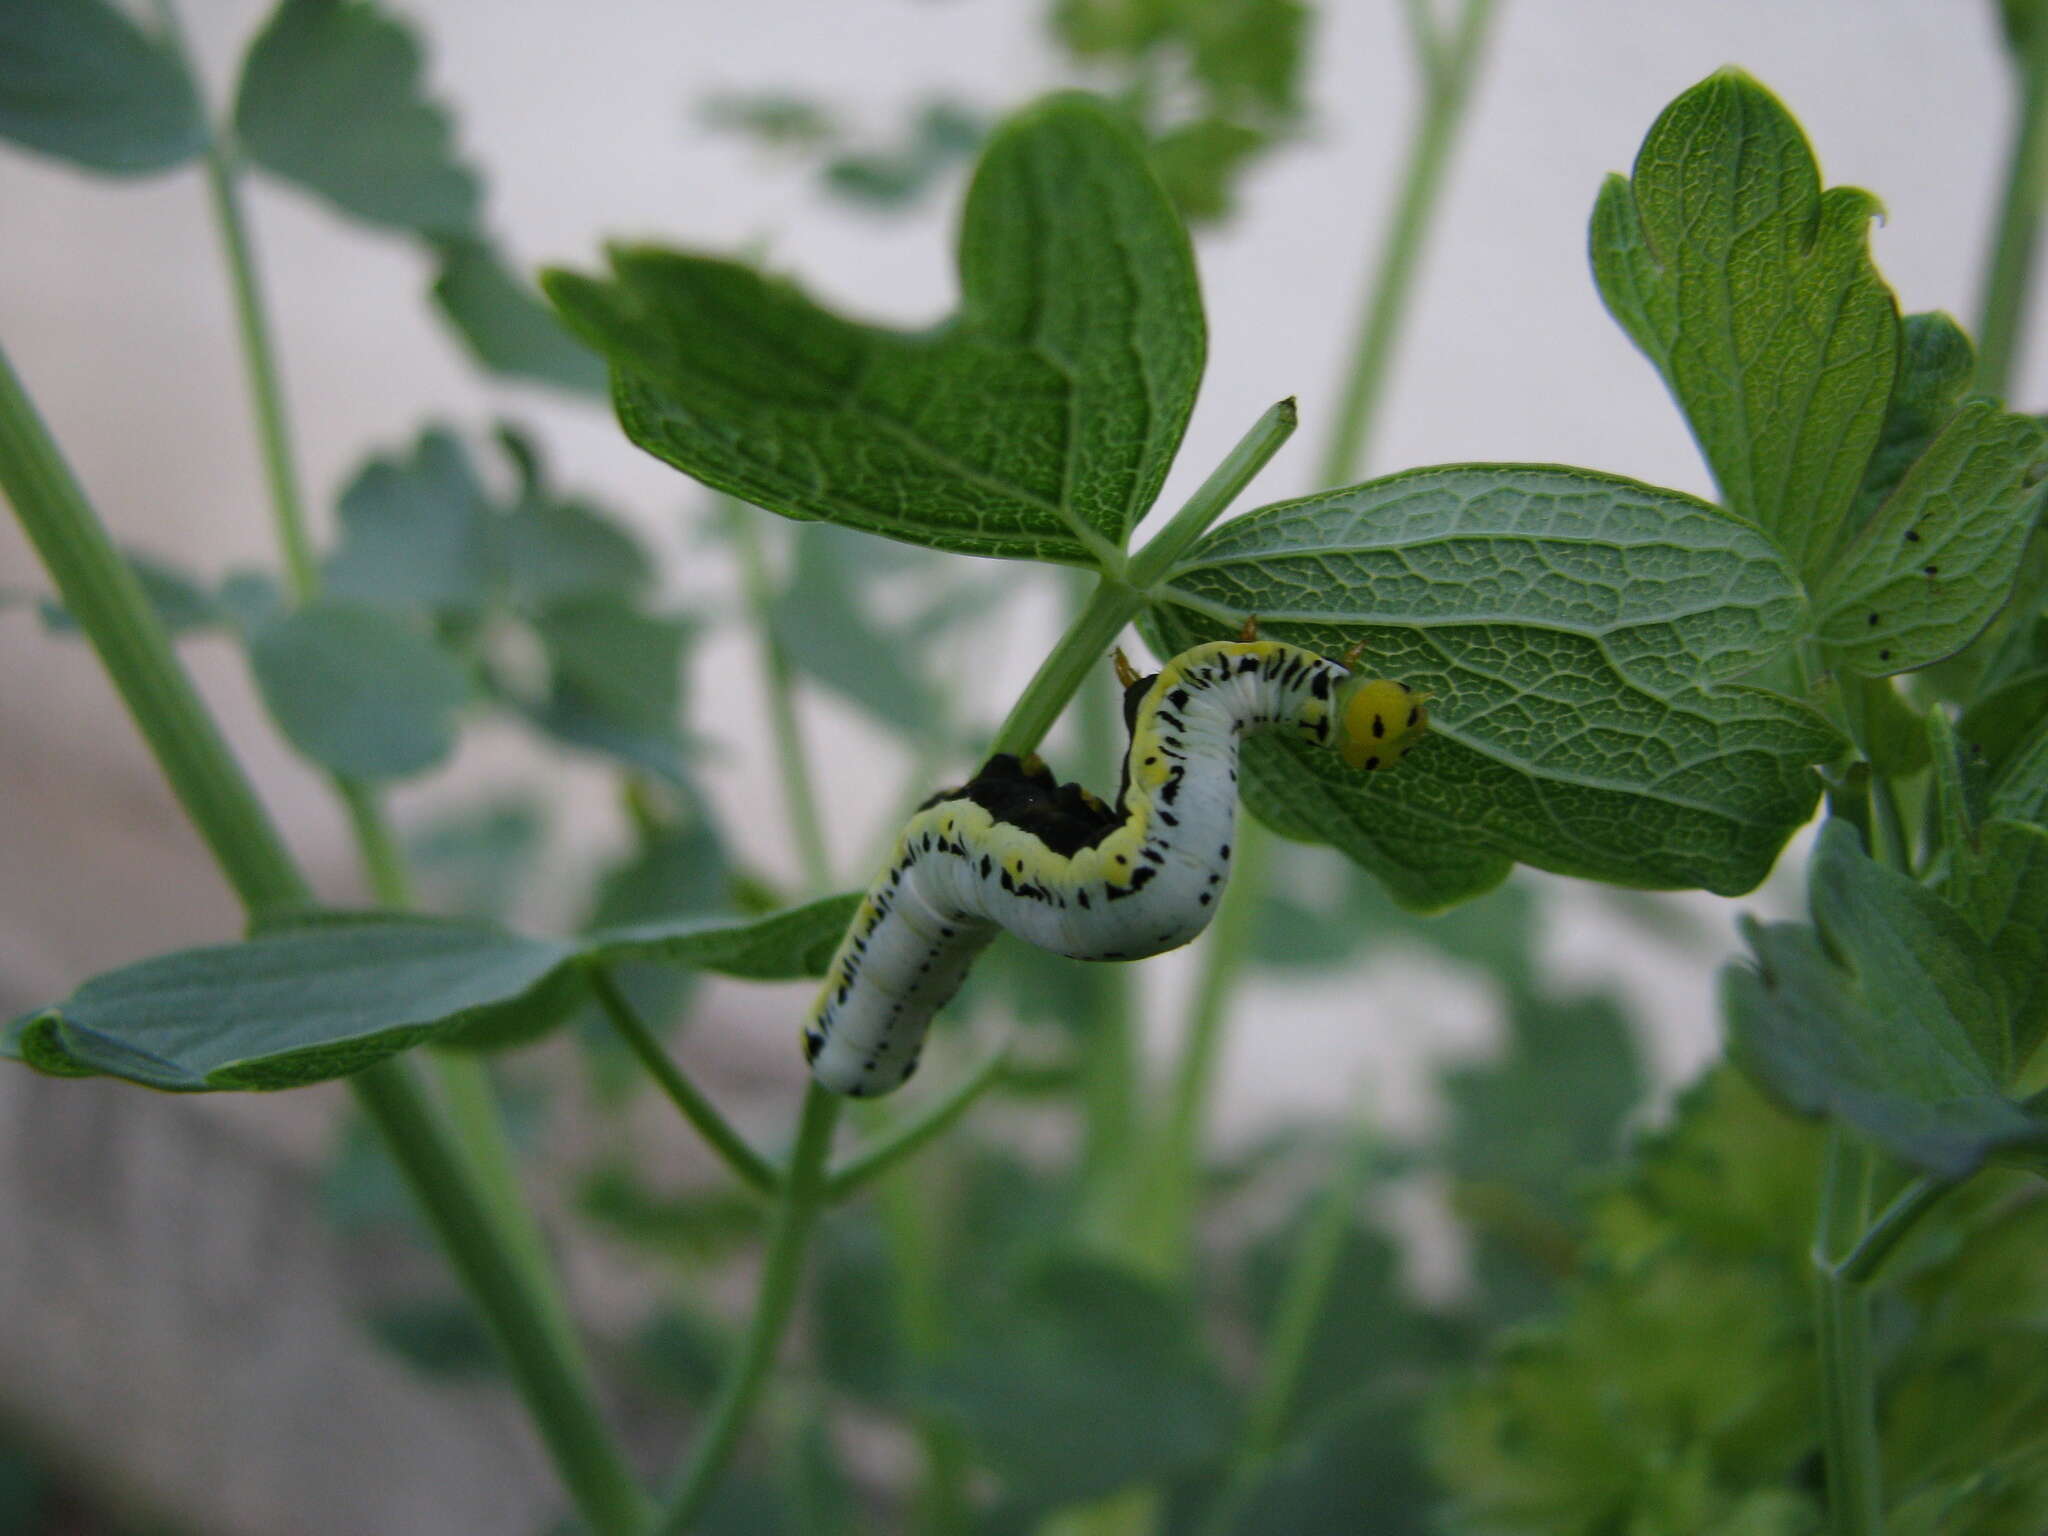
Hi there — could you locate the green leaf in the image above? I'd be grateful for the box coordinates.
[1151,465,1841,906]
[821,98,983,210]
[1198,1386,1435,1536]
[1148,116,1267,224]
[1991,708,2048,826]
[431,238,608,397]
[914,1253,1233,1505]
[323,428,493,611]
[521,596,688,778]
[1847,312,1976,534]
[577,1166,763,1262]
[233,0,479,237]
[247,601,469,779]
[0,0,205,175]
[364,1295,501,1379]
[407,798,546,921]
[502,497,650,606]
[1948,819,2048,1070]
[1958,662,2048,772]
[586,891,860,980]
[39,547,223,635]
[1591,69,1897,578]
[1723,913,2031,1180]
[21,917,574,1089]
[813,1212,907,1403]
[544,92,1203,567]
[1814,402,2048,675]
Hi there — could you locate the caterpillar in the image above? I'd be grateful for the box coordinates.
[802,637,1427,1097]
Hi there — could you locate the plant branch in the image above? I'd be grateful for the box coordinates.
[1319,0,1500,488]
[727,502,833,895]
[652,1080,842,1536]
[825,1045,1010,1199]
[1834,1173,1950,1286]
[1813,1128,1883,1536]
[584,961,782,1196]
[0,341,648,1536]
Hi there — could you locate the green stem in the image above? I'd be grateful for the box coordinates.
[1813,1128,1883,1536]
[824,1046,1009,1199]
[151,0,318,600]
[585,961,781,1197]
[993,399,1300,760]
[1976,14,2048,399]
[728,504,833,895]
[1318,0,1500,488]
[1130,817,1274,1273]
[0,342,309,913]
[1196,1118,1378,1536]
[338,776,414,906]
[431,1052,562,1291]
[653,1081,842,1536]
[0,341,648,1536]
[1835,1174,1949,1287]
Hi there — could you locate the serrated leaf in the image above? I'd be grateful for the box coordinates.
[1151,465,1841,906]
[1815,402,2048,675]
[431,238,607,396]
[247,601,469,779]
[39,547,223,635]
[1948,819,2048,1069]
[21,918,574,1089]
[1848,312,1976,534]
[0,0,205,175]
[1591,69,1897,578]
[323,428,493,611]
[233,0,479,236]
[1723,915,2032,1180]
[586,891,861,979]
[914,1253,1233,1505]
[544,92,1202,567]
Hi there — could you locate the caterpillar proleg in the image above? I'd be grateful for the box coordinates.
[803,639,1427,1096]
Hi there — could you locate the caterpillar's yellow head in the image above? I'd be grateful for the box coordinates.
[1336,677,1428,771]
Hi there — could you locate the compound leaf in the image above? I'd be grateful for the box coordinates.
[1592,69,1897,579]
[233,0,480,236]
[0,0,205,175]
[544,92,1202,567]
[1151,465,1840,908]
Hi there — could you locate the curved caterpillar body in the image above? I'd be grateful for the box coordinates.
[803,640,1426,1097]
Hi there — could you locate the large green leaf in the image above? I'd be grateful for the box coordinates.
[1591,69,1897,579]
[544,92,1203,567]
[17,898,857,1089]
[431,238,607,397]
[233,0,479,237]
[18,918,573,1090]
[1814,402,2048,675]
[1150,465,1840,907]
[1722,827,2040,1178]
[0,0,205,175]
[246,600,470,779]
[323,428,494,611]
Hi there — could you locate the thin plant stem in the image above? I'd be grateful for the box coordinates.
[1197,1118,1378,1536]
[653,1081,843,1536]
[150,0,317,600]
[585,961,782,1196]
[339,776,415,906]
[1130,816,1274,1272]
[1976,14,2048,399]
[1835,1175,1949,1287]
[728,503,833,894]
[0,342,648,1536]
[993,398,1299,760]
[1813,1128,1883,1536]
[1318,0,1500,488]
[824,1046,1010,1199]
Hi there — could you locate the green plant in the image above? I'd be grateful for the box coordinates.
[4,5,2048,1536]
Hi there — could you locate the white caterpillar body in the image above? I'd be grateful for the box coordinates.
[803,640,1425,1097]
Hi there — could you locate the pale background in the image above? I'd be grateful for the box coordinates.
[0,3,2040,1529]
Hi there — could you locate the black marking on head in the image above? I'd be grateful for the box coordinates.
[1129,865,1158,891]
[1168,688,1190,710]
[1372,714,1385,739]
[1310,672,1331,699]
[1365,755,1381,770]
[1238,655,1261,674]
